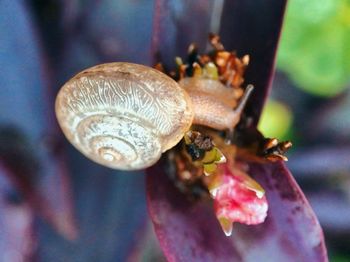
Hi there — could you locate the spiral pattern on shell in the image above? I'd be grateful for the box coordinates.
[55,63,194,170]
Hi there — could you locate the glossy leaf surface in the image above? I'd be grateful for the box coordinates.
[220,0,288,125]
[147,1,327,261]
[147,163,241,262]
[147,161,327,262]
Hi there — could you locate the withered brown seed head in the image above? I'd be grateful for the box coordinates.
[157,33,249,93]
[209,33,224,51]
[261,138,292,162]
[194,135,214,151]
[187,131,214,151]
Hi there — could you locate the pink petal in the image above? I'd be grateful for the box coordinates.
[210,164,268,236]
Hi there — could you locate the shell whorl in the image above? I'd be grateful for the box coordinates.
[55,62,194,170]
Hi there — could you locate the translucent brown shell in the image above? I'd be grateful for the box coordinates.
[55,62,194,170]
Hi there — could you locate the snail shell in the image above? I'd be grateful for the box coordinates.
[55,62,194,170]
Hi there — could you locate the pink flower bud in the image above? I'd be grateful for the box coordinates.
[209,163,268,236]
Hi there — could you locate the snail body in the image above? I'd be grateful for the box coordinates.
[179,77,252,131]
[179,77,240,108]
[55,62,252,170]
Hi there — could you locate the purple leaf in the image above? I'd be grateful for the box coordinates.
[150,0,288,130]
[151,0,218,66]
[147,1,327,261]
[126,219,166,262]
[147,161,327,262]
[38,157,148,262]
[0,164,36,261]
[146,163,241,262]
[220,0,287,125]
[0,0,77,239]
[228,161,328,261]
[32,2,153,260]
[57,0,155,74]
[37,147,78,240]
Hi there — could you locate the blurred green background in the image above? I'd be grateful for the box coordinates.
[259,1,350,260]
[259,0,350,142]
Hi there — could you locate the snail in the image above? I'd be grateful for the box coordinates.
[55,62,253,170]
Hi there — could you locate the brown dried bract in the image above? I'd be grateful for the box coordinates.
[186,131,214,151]
[208,34,249,88]
[209,33,224,51]
[156,33,249,96]
[174,153,203,183]
[261,138,292,161]
[214,52,249,88]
